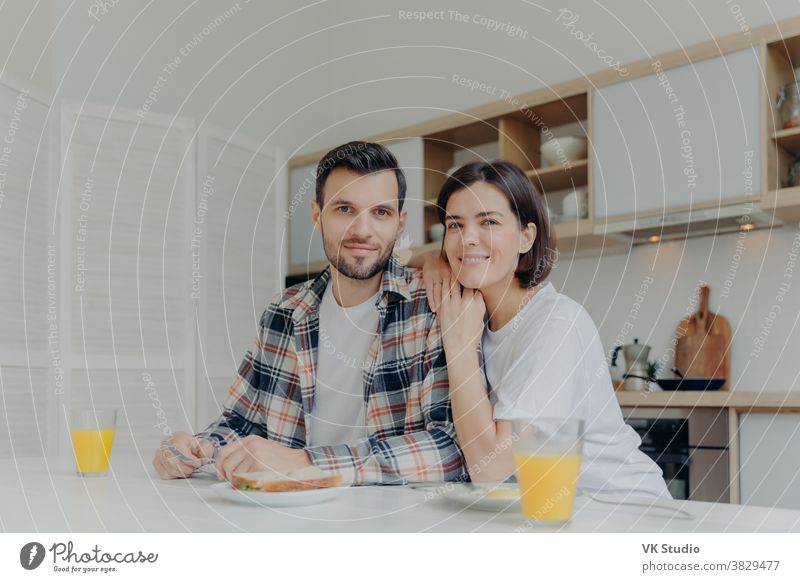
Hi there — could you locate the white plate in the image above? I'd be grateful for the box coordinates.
[211,482,347,507]
[417,483,521,512]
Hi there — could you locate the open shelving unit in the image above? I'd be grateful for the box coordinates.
[422,117,503,243]
[773,126,800,155]
[286,17,800,276]
[764,34,800,223]
[526,158,588,193]
[419,92,598,255]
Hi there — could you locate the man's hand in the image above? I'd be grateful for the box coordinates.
[153,431,213,480]
[214,435,312,481]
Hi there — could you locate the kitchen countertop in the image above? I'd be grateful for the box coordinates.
[2,455,800,532]
[616,390,800,412]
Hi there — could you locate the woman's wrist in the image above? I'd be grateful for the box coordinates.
[443,334,476,353]
[444,342,480,370]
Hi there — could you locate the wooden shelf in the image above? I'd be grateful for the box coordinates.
[553,218,592,239]
[498,93,588,172]
[763,186,800,222]
[504,93,588,130]
[773,126,800,156]
[526,159,588,193]
[768,35,800,72]
[425,119,500,150]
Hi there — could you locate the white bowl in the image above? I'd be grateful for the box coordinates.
[540,136,587,166]
[562,186,589,219]
[428,223,445,242]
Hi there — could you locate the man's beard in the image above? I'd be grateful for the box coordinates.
[323,233,394,280]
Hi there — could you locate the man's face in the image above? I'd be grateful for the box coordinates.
[311,168,407,280]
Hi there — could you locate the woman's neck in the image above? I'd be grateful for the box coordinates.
[481,278,539,332]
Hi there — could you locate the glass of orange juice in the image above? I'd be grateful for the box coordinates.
[511,418,584,524]
[70,409,117,476]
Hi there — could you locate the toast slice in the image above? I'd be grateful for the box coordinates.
[231,465,343,492]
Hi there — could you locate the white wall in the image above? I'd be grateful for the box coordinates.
[44,1,800,158]
[549,226,800,508]
[550,227,800,393]
[49,0,337,158]
[0,1,53,93]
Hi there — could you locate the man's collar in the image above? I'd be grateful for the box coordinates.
[284,254,412,323]
[379,253,412,303]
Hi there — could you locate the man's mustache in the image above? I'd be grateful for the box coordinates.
[339,238,379,247]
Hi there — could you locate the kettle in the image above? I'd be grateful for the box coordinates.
[611,338,653,392]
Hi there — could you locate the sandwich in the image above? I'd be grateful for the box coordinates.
[231,465,343,492]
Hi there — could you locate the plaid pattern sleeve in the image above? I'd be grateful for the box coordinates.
[193,291,296,447]
[304,319,467,485]
[192,344,264,447]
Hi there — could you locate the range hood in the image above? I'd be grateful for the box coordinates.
[593,201,780,244]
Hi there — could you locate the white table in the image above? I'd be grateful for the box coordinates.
[2,455,799,532]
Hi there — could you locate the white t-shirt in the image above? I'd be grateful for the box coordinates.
[481,282,670,500]
[307,287,380,447]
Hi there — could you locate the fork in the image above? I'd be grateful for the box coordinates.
[163,440,220,476]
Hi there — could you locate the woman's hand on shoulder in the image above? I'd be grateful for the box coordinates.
[437,275,486,358]
[421,251,453,312]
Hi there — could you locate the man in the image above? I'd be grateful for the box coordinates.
[153,141,466,485]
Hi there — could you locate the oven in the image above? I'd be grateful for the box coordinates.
[622,407,731,502]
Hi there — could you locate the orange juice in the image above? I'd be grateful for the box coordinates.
[70,429,116,474]
[513,453,581,522]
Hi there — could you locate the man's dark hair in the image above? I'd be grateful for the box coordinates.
[315,141,407,210]
[436,160,556,288]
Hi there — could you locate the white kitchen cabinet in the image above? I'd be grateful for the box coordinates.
[739,413,800,510]
[592,48,761,220]
[288,138,425,270]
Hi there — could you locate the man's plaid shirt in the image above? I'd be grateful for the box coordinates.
[196,256,467,485]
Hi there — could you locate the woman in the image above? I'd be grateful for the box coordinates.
[417,160,669,499]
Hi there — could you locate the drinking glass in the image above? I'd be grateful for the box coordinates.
[512,418,584,524]
[70,409,117,476]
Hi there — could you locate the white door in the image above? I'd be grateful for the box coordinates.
[195,125,284,426]
[60,102,196,458]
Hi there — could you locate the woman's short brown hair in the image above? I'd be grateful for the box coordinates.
[436,160,556,288]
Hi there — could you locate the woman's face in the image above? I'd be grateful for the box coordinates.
[442,181,535,291]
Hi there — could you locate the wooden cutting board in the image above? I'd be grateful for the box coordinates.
[675,285,732,390]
